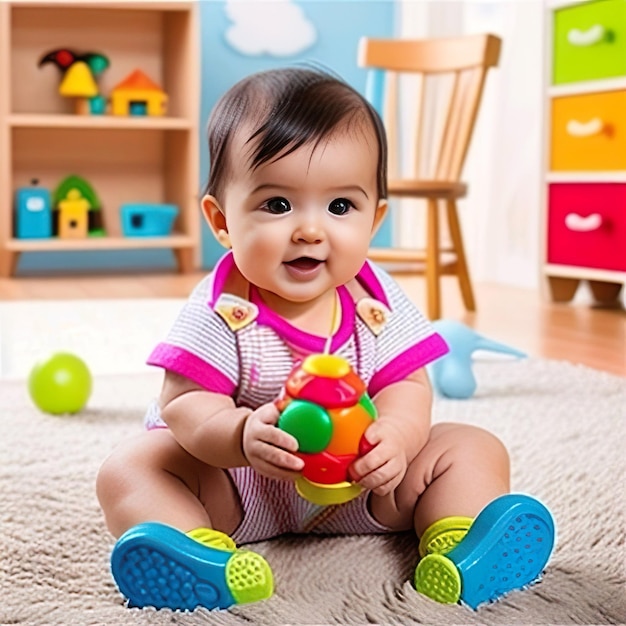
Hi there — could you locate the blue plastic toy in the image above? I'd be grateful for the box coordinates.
[15,179,52,239]
[430,320,526,399]
[120,203,178,237]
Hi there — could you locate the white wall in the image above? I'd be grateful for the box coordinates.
[397,0,545,289]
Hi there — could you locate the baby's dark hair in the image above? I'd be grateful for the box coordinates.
[204,67,387,203]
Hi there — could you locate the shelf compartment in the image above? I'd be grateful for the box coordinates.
[11,125,196,239]
[553,0,626,86]
[9,4,197,120]
[550,89,626,171]
[547,182,626,272]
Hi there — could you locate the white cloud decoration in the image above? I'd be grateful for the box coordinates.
[224,0,317,57]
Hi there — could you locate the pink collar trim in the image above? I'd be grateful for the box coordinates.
[207,251,389,351]
[249,282,355,353]
[207,251,236,307]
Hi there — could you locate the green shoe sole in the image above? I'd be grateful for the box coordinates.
[414,553,461,604]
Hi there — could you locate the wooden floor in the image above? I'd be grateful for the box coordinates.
[0,271,624,377]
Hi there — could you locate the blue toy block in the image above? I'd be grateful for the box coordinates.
[120,203,178,237]
[15,183,52,239]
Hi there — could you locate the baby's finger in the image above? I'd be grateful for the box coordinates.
[254,460,302,482]
[258,442,304,472]
[350,444,387,480]
[263,425,300,453]
[371,473,401,497]
[355,459,395,491]
[254,402,281,425]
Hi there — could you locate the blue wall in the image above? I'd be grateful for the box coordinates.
[17,0,397,274]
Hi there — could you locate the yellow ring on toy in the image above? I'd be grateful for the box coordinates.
[295,476,363,506]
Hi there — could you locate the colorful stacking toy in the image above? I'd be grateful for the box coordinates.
[277,354,377,506]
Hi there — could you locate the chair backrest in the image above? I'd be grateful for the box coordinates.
[359,34,501,182]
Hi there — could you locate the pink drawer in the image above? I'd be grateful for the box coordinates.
[547,183,626,272]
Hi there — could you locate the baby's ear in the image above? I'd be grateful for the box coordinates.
[370,200,388,238]
[202,195,230,248]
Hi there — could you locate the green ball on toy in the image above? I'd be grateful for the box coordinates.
[28,352,92,415]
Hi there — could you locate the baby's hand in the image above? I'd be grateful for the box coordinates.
[349,420,408,496]
[242,402,304,480]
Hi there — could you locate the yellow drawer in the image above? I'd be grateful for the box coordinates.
[551,90,626,171]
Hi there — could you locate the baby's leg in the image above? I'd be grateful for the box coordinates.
[369,422,510,534]
[97,429,273,610]
[408,422,510,535]
[97,428,243,538]
[369,423,555,609]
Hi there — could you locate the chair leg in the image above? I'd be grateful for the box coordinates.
[446,199,476,312]
[426,197,441,320]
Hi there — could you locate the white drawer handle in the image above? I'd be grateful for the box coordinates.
[566,118,604,137]
[565,212,602,232]
[567,25,606,46]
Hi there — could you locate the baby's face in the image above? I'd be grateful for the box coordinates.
[217,123,386,310]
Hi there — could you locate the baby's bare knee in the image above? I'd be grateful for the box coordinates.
[445,426,510,493]
[96,441,137,511]
[434,423,510,474]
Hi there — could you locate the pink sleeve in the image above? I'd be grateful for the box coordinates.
[146,281,239,396]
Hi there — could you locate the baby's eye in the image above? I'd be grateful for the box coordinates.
[263,197,291,214]
[328,198,354,216]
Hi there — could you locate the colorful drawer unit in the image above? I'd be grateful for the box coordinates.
[547,183,626,272]
[551,89,626,171]
[553,0,626,85]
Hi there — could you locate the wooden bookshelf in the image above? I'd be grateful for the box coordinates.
[0,1,201,276]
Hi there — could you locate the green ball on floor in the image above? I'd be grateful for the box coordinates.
[28,352,92,415]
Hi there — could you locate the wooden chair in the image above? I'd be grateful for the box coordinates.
[359,34,502,320]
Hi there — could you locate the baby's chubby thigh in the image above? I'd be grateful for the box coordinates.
[97,428,244,538]
[367,423,510,532]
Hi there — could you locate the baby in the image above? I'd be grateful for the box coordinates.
[97,67,555,612]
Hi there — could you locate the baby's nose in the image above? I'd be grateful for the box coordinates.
[293,219,324,244]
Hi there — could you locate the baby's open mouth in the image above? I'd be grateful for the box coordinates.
[285,257,323,270]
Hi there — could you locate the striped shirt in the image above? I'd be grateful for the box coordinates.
[147,251,448,408]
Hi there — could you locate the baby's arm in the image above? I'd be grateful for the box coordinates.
[350,367,433,496]
[160,371,303,479]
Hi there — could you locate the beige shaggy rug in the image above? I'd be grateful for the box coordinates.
[1,358,625,625]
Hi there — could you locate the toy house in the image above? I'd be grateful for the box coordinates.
[110,69,168,116]
[53,175,103,239]
[58,189,90,238]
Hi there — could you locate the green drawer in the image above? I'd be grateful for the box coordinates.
[554,0,626,85]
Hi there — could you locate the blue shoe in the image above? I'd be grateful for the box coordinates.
[415,494,556,609]
[111,523,273,611]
